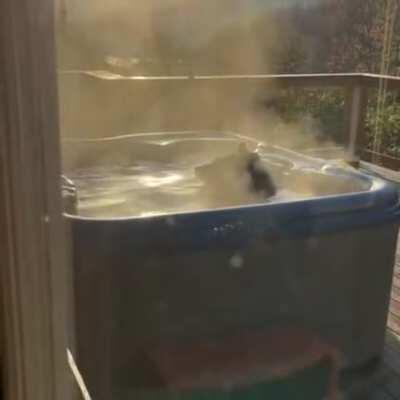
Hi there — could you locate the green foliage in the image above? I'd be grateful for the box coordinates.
[279,89,400,158]
[277,89,346,145]
[279,0,400,159]
[365,94,400,158]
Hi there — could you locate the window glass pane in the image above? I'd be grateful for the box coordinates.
[55,1,400,399]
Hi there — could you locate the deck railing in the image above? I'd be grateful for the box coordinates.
[61,71,400,170]
[194,73,400,169]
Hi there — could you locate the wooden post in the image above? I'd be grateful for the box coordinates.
[0,0,73,399]
[345,85,369,168]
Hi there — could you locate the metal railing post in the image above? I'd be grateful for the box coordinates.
[345,84,369,167]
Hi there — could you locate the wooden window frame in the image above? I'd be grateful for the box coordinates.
[0,0,72,399]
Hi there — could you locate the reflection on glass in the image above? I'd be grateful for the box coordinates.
[56,1,400,399]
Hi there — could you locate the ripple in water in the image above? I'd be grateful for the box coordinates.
[65,146,368,218]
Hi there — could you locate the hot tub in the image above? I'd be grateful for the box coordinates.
[64,131,400,399]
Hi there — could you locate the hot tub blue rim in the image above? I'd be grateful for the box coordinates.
[65,172,399,221]
[66,176,400,250]
[64,131,400,246]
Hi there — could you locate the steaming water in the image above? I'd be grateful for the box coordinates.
[66,147,368,219]
[69,163,204,218]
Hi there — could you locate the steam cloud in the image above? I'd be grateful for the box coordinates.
[57,0,348,217]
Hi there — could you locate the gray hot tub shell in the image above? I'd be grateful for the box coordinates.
[64,131,400,399]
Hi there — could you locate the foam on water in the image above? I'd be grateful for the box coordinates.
[66,145,368,218]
